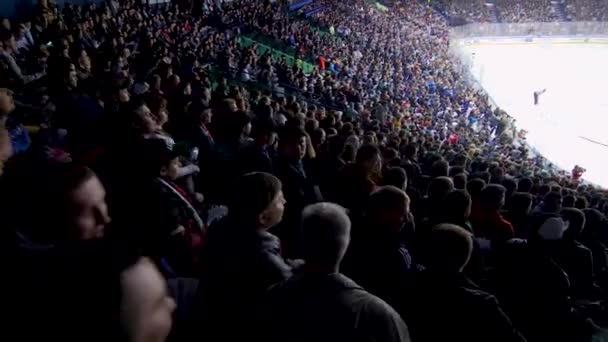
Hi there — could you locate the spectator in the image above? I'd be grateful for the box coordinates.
[238,118,276,174]
[194,172,291,341]
[344,186,414,304]
[263,203,411,342]
[506,192,534,238]
[402,224,525,342]
[274,125,321,256]
[471,184,514,244]
[334,144,382,214]
[8,241,175,342]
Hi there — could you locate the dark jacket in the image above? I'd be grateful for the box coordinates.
[333,163,376,214]
[238,142,274,175]
[493,239,596,342]
[343,222,415,305]
[272,157,321,256]
[193,216,291,341]
[401,271,525,342]
[263,273,411,342]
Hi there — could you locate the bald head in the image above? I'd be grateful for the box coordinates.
[301,203,351,272]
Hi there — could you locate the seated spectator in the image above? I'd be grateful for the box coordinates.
[343,186,414,304]
[263,203,410,342]
[401,224,525,342]
[194,172,291,341]
[471,184,514,245]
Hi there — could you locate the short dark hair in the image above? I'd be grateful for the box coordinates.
[518,177,533,193]
[431,159,449,178]
[467,178,486,199]
[383,167,407,190]
[562,195,576,208]
[575,196,588,209]
[229,172,282,220]
[561,208,586,240]
[453,173,467,190]
[356,144,380,165]
[368,185,409,213]
[509,192,533,214]
[278,125,307,146]
[429,176,454,200]
[427,224,473,272]
[440,190,471,222]
[480,184,506,210]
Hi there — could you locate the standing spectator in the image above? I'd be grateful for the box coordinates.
[334,144,382,214]
[194,172,291,341]
[274,125,321,256]
[344,186,414,304]
[471,184,514,245]
[263,203,411,342]
[401,224,525,342]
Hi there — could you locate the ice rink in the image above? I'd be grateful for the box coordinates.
[460,41,608,188]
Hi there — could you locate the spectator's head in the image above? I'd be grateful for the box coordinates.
[440,190,471,223]
[27,243,175,341]
[251,118,277,147]
[431,159,449,178]
[518,177,533,193]
[480,184,506,211]
[542,191,563,213]
[449,166,464,177]
[356,144,382,176]
[581,208,606,241]
[130,102,160,135]
[301,203,351,273]
[561,208,585,242]
[562,195,575,208]
[229,172,285,230]
[467,178,486,200]
[490,166,505,184]
[139,139,181,181]
[366,186,410,235]
[0,88,15,119]
[429,176,454,201]
[426,224,473,273]
[575,196,588,209]
[538,184,551,197]
[19,162,111,243]
[502,178,517,200]
[404,143,417,159]
[189,100,212,125]
[509,192,533,216]
[383,166,407,190]
[0,126,12,177]
[279,125,307,161]
[453,173,467,190]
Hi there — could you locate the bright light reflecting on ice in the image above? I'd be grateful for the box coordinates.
[460,41,608,188]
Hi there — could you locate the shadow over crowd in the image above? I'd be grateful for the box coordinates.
[1,0,608,341]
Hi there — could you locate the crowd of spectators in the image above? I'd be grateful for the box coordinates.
[1,0,608,341]
[436,0,606,23]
